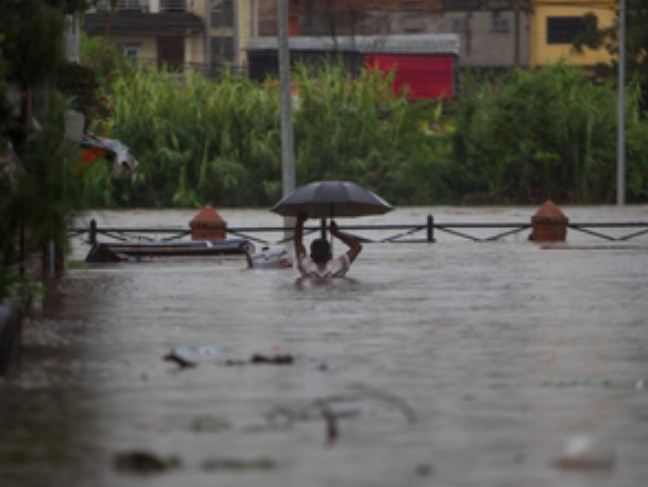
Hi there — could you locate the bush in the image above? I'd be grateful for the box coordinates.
[97,62,648,207]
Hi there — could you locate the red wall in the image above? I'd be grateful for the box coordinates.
[364,54,455,100]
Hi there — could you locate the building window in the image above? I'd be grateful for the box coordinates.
[157,36,184,71]
[97,0,146,12]
[401,15,426,33]
[160,0,186,12]
[212,0,234,28]
[546,16,591,44]
[452,17,469,33]
[211,36,234,64]
[491,12,509,33]
[119,43,141,59]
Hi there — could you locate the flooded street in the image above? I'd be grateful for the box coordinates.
[2,206,648,487]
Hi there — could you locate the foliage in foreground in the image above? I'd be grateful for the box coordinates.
[92,62,648,208]
[1,0,88,302]
[453,65,648,203]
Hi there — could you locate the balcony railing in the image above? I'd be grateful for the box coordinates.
[160,0,189,12]
[93,0,191,13]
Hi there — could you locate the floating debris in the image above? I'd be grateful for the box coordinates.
[174,345,233,357]
[224,359,248,366]
[265,385,417,445]
[224,354,295,366]
[190,415,232,433]
[250,354,294,365]
[553,435,615,471]
[163,351,197,368]
[415,463,434,477]
[539,378,648,390]
[313,360,329,372]
[201,457,276,472]
[113,450,181,474]
[540,378,613,388]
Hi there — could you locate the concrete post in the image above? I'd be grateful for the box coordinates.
[530,200,568,242]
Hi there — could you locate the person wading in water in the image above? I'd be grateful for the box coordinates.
[294,212,362,279]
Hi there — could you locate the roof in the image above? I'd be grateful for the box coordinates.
[83,12,204,37]
[290,0,444,12]
[248,34,460,56]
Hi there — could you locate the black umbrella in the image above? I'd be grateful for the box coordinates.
[271,181,393,219]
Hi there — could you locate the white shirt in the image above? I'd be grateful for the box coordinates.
[297,254,351,279]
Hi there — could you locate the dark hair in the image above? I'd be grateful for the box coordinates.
[310,238,331,264]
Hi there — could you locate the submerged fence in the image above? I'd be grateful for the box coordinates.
[69,216,648,246]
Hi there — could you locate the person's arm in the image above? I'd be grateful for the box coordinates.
[294,212,307,260]
[330,220,362,263]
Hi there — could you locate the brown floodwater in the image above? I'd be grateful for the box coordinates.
[1,206,648,487]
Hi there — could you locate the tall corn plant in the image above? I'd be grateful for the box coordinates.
[452,64,619,204]
[102,63,452,207]
[104,67,281,207]
[293,63,449,203]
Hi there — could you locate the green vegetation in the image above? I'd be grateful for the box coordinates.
[91,61,648,208]
[573,1,648,91]
[3,6,648,302]
[452,64,644,203]
[1,0,89,302]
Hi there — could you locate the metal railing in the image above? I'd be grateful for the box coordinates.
[94,0,149,12]
[68,216,648,247]
[93,0,190,13]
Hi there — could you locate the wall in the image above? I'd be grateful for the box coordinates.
[106,35,158,65]
[530,0,615,67]
[237,0,253,68]
[186,33,207,68]
[265,1,531,69]
[386,9,530,68]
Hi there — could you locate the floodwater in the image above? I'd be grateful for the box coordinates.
[2,206,648,487]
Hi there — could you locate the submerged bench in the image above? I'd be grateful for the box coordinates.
[85,238,253,263]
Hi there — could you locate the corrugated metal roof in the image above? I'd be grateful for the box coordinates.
[248,34,460,55]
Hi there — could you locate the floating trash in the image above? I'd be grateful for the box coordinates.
[113,450,181,474]
[313,360,329,372]
[225,354,295,366]
[163,351,197,368]
[540,378,613,388]
[190,415,232,433]
[250,354,294,365]
[540,378,648,390]
[201,457,276,472]
[264,384,417,445]
[174,345,233,356]
[553,434,615,471]
[415,463,434,477]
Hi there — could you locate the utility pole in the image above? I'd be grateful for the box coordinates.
[204,0,212,77]
[277,0,296,234]
[617,0,626,205]
[513,0,520,66]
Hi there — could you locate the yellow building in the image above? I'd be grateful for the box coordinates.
[530,0,616,67]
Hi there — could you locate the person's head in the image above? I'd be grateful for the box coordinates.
[310,238,331,264]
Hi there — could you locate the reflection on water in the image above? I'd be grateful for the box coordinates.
[2,206,648,487]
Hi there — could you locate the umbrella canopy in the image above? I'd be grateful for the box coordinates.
[271,181,393,218]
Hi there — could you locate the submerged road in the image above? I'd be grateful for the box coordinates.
[1,207,648,487]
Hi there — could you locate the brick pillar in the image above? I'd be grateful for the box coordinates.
[189,205,227,240]
[530,200,568,242]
